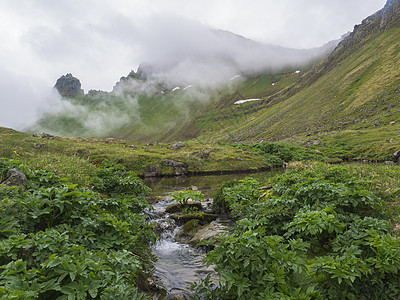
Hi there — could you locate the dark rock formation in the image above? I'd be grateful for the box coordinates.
[54,73,84,98]
[162,159,188,175]
[337,0,400,52]
[1,168,27,187]
[32,133,55,139]
[174,166,187,176]
[162,159,188,168]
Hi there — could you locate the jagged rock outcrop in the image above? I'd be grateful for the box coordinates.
[380,0,400,29]
[338,0,400,50]
[54,73,84,98]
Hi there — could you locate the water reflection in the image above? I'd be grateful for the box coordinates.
[144,168,283,198]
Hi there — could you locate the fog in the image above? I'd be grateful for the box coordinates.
[0,0,387,131]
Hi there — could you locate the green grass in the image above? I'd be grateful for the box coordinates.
[192,26,400,162]
[0,127,271,184]
[283,124,400,162]
[286,160,400,204]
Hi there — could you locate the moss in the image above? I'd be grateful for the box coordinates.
[169,213,217,224]
[183,219,200,234]
[165,202,202,213]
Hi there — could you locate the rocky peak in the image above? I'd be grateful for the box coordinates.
[380,0,400,29]
[337,0,400,50]
[54,73,84,98]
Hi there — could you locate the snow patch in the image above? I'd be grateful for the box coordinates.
[230,75,241,81]
[234,98,260,105]
[183,85,194,90]
[172,87,180,92]
[295,70,301,74]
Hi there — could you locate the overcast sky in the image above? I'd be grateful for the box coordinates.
[0,0,387,129]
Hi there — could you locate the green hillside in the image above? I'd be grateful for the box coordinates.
[209,26,400,142]
[183,1,400,162]
[30,1,400,161]
[3,2,400,298]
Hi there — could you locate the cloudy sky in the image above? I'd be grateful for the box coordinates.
[0,0,387,129]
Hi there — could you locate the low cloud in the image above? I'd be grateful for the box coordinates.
[0,0,386,131]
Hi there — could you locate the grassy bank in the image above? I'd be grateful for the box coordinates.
[196,161,400,299]
[0,127,271,185]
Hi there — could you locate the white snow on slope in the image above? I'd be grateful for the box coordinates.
[234,98,260,105]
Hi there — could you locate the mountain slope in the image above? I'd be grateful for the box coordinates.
[32,25,337,141]
[200,0,400,145]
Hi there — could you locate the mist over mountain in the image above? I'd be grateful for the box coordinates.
[28,19,342,138]
[112,22,339,91]
[27,0,399,142]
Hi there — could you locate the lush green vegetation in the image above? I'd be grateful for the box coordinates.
[0,127,271,181]
[198,25,400,149]
[195,163,400,299]
[2,4,400,299]
[170,189,205,206]
[0,158,156,299]
[234,142,324,165]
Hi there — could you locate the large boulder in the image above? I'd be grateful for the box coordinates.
[162,159,188,168]
[54,73,84,98]
[162,159,188,175]
[1,168,27,187]
[189,220,231,246]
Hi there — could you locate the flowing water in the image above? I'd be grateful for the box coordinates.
[144,169,283,298]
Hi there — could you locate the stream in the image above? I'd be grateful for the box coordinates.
[143,170,283,299]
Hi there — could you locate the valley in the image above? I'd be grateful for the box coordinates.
[1,0,400,299]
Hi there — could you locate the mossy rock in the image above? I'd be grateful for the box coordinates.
[174,219,201,243]
[189,220,231,246]
[165,202,202,213]
[169,212,217,224]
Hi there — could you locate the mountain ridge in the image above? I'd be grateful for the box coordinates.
[35,0,400,151]
[196,0,400,144]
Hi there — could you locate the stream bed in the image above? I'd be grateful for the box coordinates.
[144,170,283,298]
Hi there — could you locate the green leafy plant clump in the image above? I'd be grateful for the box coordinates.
[170,189,205,206]
[196,165,400,299]
[235,142,324,165]
[0,158,156,299]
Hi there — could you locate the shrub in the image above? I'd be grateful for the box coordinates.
[91,160,151,199]
[235,142,323,165]
[170,189,204,206]
[211,177,261,218]
[195,165,400,299]
[0,158,155,299]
